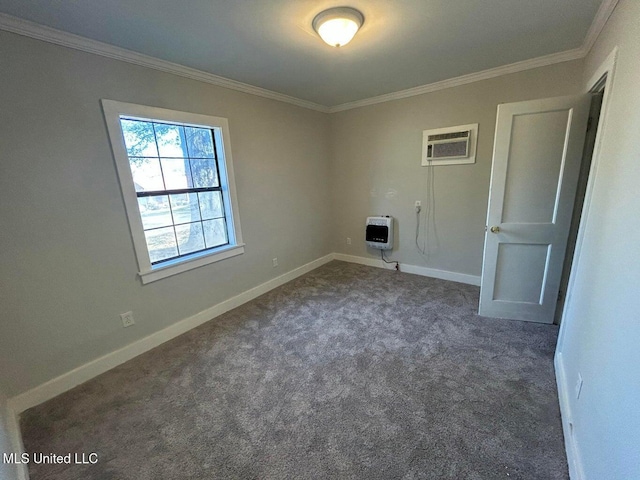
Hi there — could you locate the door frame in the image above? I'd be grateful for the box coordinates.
[554,47,618,480]
[556,47,618,350]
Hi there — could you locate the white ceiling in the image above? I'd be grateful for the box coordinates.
[0,0,604,107]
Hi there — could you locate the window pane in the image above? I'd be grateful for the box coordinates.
[175,222,205,255]
[199,191,224,220]
[170,193,201,225]
[138,196,172,230]
[120,119,158,157]
[190,159,219,188]
[154,123,187,157]
[203,218,228,248]
[145,226,178,263]
[129,157,164,192]
[160,158,193,190]
[185,127,215,158]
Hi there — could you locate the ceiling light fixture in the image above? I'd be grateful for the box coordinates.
[312,7,364,48]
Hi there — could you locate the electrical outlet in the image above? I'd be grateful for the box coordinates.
[272,257,278,267]
[575,373,583,399]
[346,237,352,245]
[120,311,135,328]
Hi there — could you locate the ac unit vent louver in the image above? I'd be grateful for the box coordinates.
[427,131,470,141]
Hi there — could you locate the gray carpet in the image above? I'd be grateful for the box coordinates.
[20,261,568,479]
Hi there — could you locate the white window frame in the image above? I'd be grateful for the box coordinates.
[102,100,244,284]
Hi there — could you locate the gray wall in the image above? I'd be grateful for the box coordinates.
[557,0,640,478]
[329,60,584,276]
[3,10,639,477]
[0,31,332,397]
[0,30,585,399]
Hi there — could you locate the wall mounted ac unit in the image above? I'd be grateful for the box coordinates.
[422,123,478,166]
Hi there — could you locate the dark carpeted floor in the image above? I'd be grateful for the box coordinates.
[20,261,568,479]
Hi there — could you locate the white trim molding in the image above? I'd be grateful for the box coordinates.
[325,0,619,112]
[101,99,246,284]
[0,401,29,480]
[582,0,619,56]
[333,253,481,286]
[7,252,480,413]
[555,353,585,480]
[328,49,584,113]
[554,46,618,480]
[0,0,620,114]
[557,46,618,351]
[8,254,334,414]
[0,13,329,114]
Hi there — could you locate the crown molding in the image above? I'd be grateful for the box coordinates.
[327,48,585,113]
[328,0,619,112]
[581,0,619,55]
[0,0,619,115]
[0,13,330,113]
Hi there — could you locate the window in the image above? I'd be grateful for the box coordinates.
[102,100,244,283]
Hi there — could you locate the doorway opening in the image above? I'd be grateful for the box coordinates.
[555,79,606,324]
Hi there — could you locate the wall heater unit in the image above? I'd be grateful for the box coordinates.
[366,216,394,250]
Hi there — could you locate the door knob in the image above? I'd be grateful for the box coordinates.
[490,226,501,233]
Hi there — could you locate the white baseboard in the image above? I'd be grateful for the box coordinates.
[333,253,481,286]
[7,252,479,414]
[555,352,585,480]
[8,254,334,414]
[0,402,29,480]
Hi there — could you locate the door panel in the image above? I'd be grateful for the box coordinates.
[494,243,549,303]
[479,95,590,323]
[502,110,569,224]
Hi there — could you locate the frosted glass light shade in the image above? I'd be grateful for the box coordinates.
[312,7,364,47]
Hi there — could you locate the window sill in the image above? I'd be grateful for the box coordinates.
[139,244,245,284]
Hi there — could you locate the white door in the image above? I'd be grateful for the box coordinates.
[479,95,590,323]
